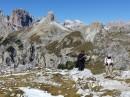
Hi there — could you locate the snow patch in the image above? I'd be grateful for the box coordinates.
[121,71,130,79]
[102,96,112,97]
[64,19,84,30]
[20,87,64,97]
[94,74,130,91]
[100,79,127,90]
[120,91,130,97]
[0,72,29,77]
[69,68,93,81]
[76,89,90,97]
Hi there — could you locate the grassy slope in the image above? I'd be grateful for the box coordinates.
[0,70,80,97]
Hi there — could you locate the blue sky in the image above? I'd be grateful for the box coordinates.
[0,0,130,24]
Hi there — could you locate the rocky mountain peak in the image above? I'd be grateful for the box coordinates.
[89,22,103,30]
[39,11,55,24]
[63,19,86,32]
[47,11,55,22]
[0,10,4,22]
[64,20,83,27]
[0,10,4,16]
[10,9,33,29]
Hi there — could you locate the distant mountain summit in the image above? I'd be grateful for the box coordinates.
[0,10,13,38]
[0,9,33,34]
[10,9,33,30]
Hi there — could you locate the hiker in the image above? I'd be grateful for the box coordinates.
[104,55,114,77]
[76,51,86,71]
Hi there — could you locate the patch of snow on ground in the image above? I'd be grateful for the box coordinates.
[77,89,90,97]
[44,68,68,75]
[120,91,130,97]
[69,68,93,81]
[20,87,64,97]
[121,71,130,79]
[94,74,130,91]
[0,72,29,77]
[102,96,112,97]
[100,79,128,90]
[52,70,69,75]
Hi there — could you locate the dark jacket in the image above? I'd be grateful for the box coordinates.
[76,53,86,70]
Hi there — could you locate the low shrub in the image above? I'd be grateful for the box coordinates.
[58,61,75,70]
[57,64,66,70]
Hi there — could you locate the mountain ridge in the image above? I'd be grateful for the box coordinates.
[0,9,130,72]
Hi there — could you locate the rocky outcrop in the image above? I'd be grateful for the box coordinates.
[39,11,55,24]
[0,10,13,38]
[93,25,130,69]
[10,9,33,30]
[19,11,70,46]
[83,22,103,42]
[46,11,55,22]
[0,9,34,40]
[64,20,85,29]
[63,20,87,35]
[0,10,3,16]
[106,21,130,33]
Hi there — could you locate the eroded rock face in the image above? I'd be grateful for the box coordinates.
[64,20,85,29]
[10,9,33,29]
[47,11,55,22]
[0,43,42,69]
[41,11,55,24]
[0,10,13,38]
[0,9,34,39]
[84,22,104,42]
[93,26,130,69]
[0,10,4,16]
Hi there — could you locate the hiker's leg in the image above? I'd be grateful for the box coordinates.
[79,62,84,71]
[82,63,85,71]
[109,65,113,76]
[78,64,81,71]
[81,64,83,71]
[108,65,111,76]
[105,65,109,76]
